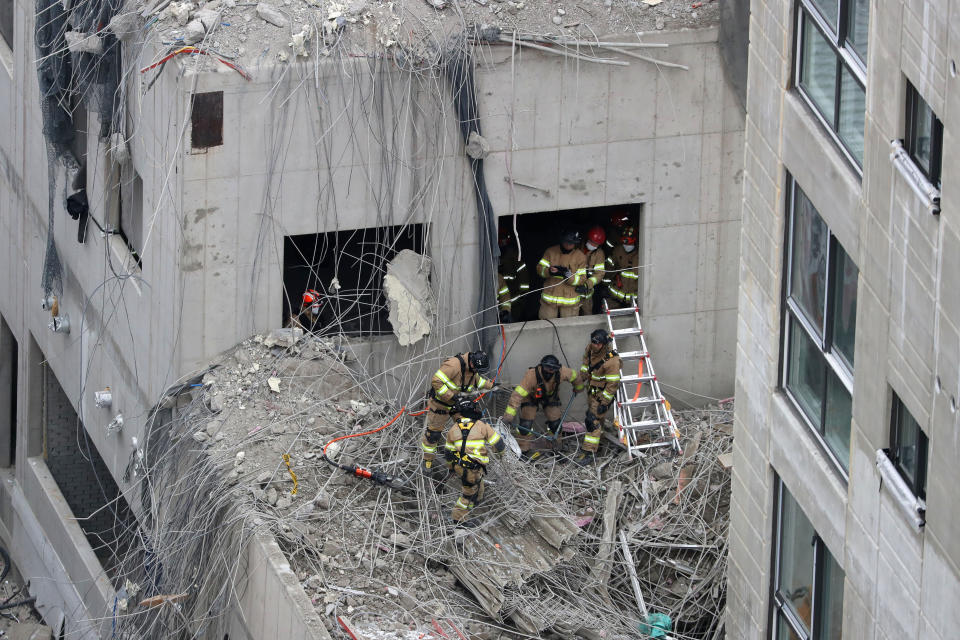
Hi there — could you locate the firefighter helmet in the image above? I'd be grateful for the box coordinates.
[452,397,482,420]
[302,289,322,308]
[586,226,606,247]
[561,229,581,245]
[469,351,490,374]
[621,226,637,245]
[539,354,562,373]
[590,329,611,345]
[498,225,514,247]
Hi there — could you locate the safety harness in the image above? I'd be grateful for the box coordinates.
[526,366,560,405]
[450,420,484,471]
[587,351,618,396]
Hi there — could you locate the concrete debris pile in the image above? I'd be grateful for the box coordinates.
[137,0,719,70]
[118,332,732,638]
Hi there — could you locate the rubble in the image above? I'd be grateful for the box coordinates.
[383,250,436,346]
[111,333,732,638]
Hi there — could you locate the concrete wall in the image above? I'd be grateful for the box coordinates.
[178,27,743,405]
[727,0,960,638]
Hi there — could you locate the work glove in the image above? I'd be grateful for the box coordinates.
[574,285,589,295]
[499,310,513,324]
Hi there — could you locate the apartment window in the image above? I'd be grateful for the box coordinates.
[783,180,857,473]
[0,0,13,51]
[795,0,868,168]
[904,83,943,188]
[772,479,845,640]
[889,395,928,500]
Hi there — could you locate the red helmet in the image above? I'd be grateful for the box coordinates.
[621,226,637,245]
[586,226,606,246]
[302,289,322,308]
[610,212,630,229]
[498,225,514,247]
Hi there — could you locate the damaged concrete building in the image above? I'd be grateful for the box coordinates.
[0,0,748,637]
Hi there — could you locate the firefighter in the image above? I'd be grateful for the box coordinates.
[289,289,325,332]
[421,351,494,475]
[537,229,588,319]
[609,226,640,309]
[498,226,530,319]
[497,273,514,323]
[606,212,631,252]
[501,355,582,461]
[442,398,505,527]
[580,226,608,315]
[574,329,622,466]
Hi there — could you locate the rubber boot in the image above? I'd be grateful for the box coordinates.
[573,451,596,467]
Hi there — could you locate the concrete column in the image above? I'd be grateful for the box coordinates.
[17,334,45,470]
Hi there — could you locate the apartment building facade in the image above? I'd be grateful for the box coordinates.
[727,0,960,638]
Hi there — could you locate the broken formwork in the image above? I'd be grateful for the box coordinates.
[112,331,731,638]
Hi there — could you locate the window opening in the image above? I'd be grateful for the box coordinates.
[795,0,868,168]
[496,204,642,323]
[283,224,427,336]
[888,394,928,500]
[42,362,136,574]
[191,91,223,149]
[771,477,845,640]
[782,178,857,474]
[0,315,17,467]
[904,82,943,189]
[0,0,12,51]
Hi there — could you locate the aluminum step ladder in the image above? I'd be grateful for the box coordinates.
[603,300,683,457]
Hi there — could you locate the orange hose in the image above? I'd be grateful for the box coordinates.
[323,405,406,457]
[631,359,644,401]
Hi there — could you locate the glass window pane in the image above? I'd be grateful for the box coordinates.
[894,401,921,487]
[799,15,838,127]
[824,369,852,470]
[838,67,866,165]
[910,93,935,177]
[777,613,805,640]
[778,487,816,634]
[810,0,839,32]
[817,548,846,640]
[789,187,828,333]
[830,245,858,368]
[846,0,869,60]
[788,316,825,429]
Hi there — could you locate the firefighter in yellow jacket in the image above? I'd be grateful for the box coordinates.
[574,329,622,466]
[421,351,493,474]
[501,355,582,461]
[497,273,514,323]
[537,229,588,319]
[580,226,608,315]
[443,399,505,527]
[609,226,640,308]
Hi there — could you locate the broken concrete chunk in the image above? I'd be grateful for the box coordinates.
[256,2,289,27]
[423,0,447,8]
[289,24,312,57]
[193,8,221,30]
[263,327,302,348]
[206,419,224,437]
[465,131,490,159]
[268,377,281,393]
[651,461,673,480]
[192,431,209,443]
[383,250,435,346]
[349,399,371,417]
[234,451,245,467]
[276,496,292,509]
[182,19,205,44]
[107,11,140,40]
[64,31,103,54]
[388,532,410,548]
[163,1,194,25]
[266,487,278,505]
[313,490,332,509]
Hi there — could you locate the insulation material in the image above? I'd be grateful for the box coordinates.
[383,249,435,346]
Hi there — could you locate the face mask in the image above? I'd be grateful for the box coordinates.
[586,242,598,251]
[623,243,636,253]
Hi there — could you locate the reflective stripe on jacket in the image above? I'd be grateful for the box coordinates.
[431,354,493,403]
[578,346,622,403]
[444,419,502,465]
[505,365,581,417]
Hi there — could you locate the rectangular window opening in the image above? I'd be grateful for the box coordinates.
[0,314,17,468]
[771,477,845,640]
[904,82,944,188]
[795,0,868,170]
[496,204,642,323]
[283,224,427,336]
[191,91,224,149]
[119,167,143,267]
[0,0,13,52]
[41,361,138,577]
[889,394,929,500]
[782,177,857,474]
